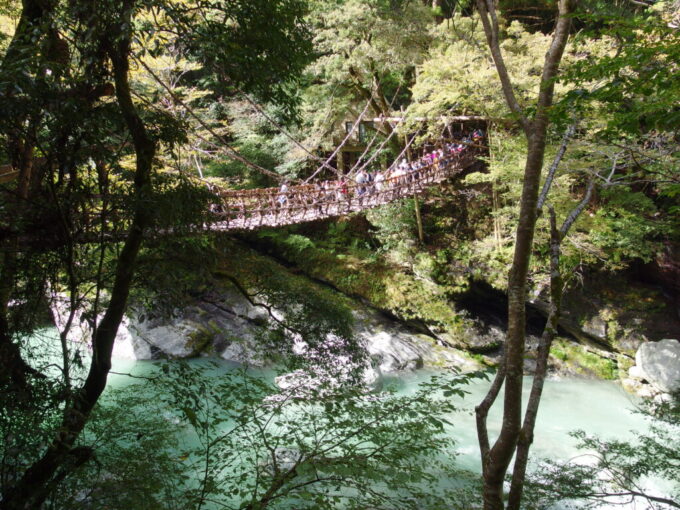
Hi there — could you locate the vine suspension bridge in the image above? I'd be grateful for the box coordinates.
[209,148,479,231]
[0,143,482,234]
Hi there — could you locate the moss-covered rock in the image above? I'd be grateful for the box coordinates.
[549,339,619,380]
[185,321,222,357]
[233,222,679,382]
[557,272,679,356]
[241,228,499,352]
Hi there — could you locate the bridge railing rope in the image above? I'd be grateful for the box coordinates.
[0,141,483,235]
[0,166,19,184]
[209,149,479,231]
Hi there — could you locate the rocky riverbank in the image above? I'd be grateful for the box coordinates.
[51,236,680,396]
[234,232,680,391]
[111,284,479,376]
[623,338,680,400]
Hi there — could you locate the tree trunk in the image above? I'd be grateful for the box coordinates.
[414,194,424,244]
[473,1,576,508]
[0,0,55,396]
[0,1,156,506]
[506,208,562,509]
[505,174,595,507]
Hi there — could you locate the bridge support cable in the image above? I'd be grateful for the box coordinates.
[301,97,373,183]
[137,55,388,187]
[0,148,479,248]
[330,82,405,183]
[132,57,445,191]
[238,78,405,185]
[237,81,407,185]
[404,129,425,245]
[348,104,460,183]
[237,90,340,177]
[209,147,478,231]
[135,56,285,182]
[343,117,403,181]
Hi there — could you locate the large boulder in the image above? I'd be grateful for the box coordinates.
[112,290,270,364]
[353,310,479,373]
[635,339,680,393]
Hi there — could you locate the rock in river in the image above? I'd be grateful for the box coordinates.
[634,338,680,394]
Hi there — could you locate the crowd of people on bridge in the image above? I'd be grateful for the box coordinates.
[275,129,484,207]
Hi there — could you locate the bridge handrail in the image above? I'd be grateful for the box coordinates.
[1,142,482,234]
[208,148,479,230]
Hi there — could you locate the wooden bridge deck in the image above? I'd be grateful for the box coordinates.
[1,147,480,236]
[208,150,478,231]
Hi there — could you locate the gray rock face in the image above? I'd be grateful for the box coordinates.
[125,316,194,359]
[54,284,480,376]
[353,310,478,373]
[582,316,608,341]
[461,322,505,353]
[635,339,680,393]
[617,335,645,357]
[113,289,271,365]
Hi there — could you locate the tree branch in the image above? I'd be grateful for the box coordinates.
[475,0,530,133]
[537,123,576,211]
[560,177,595,237]
[135,57,285,182]
[535,0,576,118]
[475,365,506,465]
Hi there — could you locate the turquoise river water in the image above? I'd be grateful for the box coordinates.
[106,355,664,509]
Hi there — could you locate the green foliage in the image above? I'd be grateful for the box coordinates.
[133,236,218,319]
[290,0,433,166]
[308,0,432,104]
[258,231,317,256]
[46,385,188,510]
[0,1,318,504]
[0,338,71,497]
[152,361,482,510]
[559,8,680,136]
[249,229,467,339]
[527,394,680,509]
[1,332,182,510]
[408,15,577,135]
[3,2,680,507]
[215,238,362,372]
[365,198,419,251]
[166,0,314,121]
[204,100,305,186]
[407,5,679,287]
[11,361,481,509]
[589,190,664,265]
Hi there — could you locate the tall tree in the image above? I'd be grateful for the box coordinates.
[303,0,432,146]
[0,0,312,506]
[471,1,577,509]
[0,1,156,506]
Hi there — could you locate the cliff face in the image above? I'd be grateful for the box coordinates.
[51,238,482,386]
[238,226,679,383]
[53,231,677,388]
[108,282,479,376]
[642,242,680,316]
